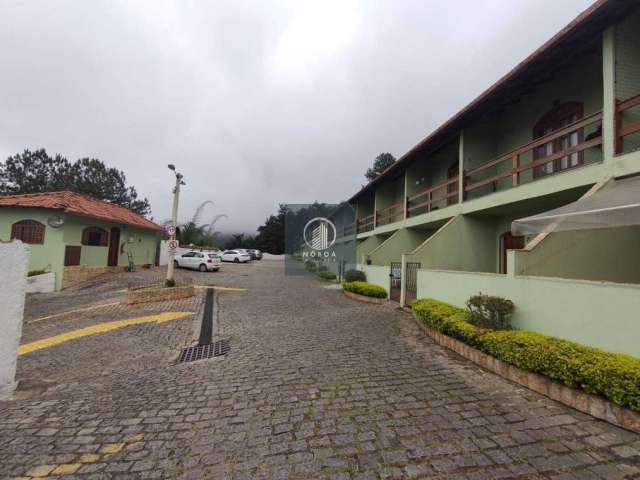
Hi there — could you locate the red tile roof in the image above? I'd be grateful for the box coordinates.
[0,191,163,231]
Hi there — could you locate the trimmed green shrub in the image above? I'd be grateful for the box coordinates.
[317,264,328,273]
[343,281,387,299]
[466,293,514,330]
[304,260,317,272]
[412,298,640,411]
[344,269,366,282]
[318,270,336,280]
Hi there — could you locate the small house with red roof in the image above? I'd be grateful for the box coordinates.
[0,191,163,290]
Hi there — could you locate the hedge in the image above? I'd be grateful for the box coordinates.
[344,269,366,282]
[342,281,387,299]
[412,298,640,411]
[318,270,336,280]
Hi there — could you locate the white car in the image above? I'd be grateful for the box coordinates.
[221,250,251,263]
[174,251,221,272]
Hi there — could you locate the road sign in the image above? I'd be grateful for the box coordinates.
[165,225,176,236]
[168,239,178,250]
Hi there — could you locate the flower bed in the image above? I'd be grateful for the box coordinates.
[412,299,640,413]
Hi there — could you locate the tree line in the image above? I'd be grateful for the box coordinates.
[0,149,151,215]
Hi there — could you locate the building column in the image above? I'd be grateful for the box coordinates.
[602,26,617,165]
[458,130,465,204]
[399,253,407,308]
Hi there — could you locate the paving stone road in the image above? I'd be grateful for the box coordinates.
[1,258,640,479]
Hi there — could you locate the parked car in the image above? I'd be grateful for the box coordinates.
[174,251,221,272]
[247,249,262,260]
[221,250,251,263]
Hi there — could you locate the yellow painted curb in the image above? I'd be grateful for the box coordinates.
[29,302,121,323]
[194,285,247,292]
[18,311,194,356]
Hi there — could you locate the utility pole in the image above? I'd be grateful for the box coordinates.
[166,164,185,286]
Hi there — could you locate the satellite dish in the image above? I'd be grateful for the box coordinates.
[47,214,65,228]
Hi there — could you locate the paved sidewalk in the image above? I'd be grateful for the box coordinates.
[1,259,640,479]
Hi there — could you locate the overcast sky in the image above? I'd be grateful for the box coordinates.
[0,0,595,233]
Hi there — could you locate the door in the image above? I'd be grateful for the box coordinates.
[533,102,583,178]
[404,262,421,305]
[64,245,81,266]
[499,232,525,274]
[108,227,120,267]
[389,262,401,302]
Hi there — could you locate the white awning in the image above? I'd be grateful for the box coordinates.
[511,175,640,236]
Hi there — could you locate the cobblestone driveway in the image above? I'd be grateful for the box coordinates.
[1,259,640,479]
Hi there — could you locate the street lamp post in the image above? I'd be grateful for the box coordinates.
[166,164,185,286]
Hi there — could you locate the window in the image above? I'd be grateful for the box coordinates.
[11,220,45,244]
[533,102,584,178]
[182,252,196,257]
[81,227,108,246]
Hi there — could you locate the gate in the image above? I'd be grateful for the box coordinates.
[404,262,421,306]
[389,261,401,302]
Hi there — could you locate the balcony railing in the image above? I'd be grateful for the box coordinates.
[341,222,355,237]
[357,214,374,233]
[464,110,603,196]
[616,94,640,154]
[375,201,404,227]
[406,176,459,218]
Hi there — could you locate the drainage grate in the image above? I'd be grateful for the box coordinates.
[178,340,229,363]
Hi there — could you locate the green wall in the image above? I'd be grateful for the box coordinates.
[0,208,158,290]
[356,234,388,264]
[616,9,640,153]
[369,228,428,266]
[416,268,640,358]
[515,225,640,284]
[0,208,65,288]
[464,48,604,197]
[61,216,158,268]
[405,141,459,209]
[374,174,404,212]
[407,216,496,273]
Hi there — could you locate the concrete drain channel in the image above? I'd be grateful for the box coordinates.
[178,287,229,363]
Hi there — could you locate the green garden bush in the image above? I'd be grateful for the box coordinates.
[344,269,366,282]
[412,298,640,411]
[304,260,317,272]
[318,270,336,280]
[466,293,514,330]
[342,281,387,299]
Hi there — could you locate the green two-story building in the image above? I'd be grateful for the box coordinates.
[0,191,162,290]
[344,0,640,357]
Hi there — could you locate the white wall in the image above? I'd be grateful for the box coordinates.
[25,272,55,293]
[0,241,29,399]
[362,264,390,297]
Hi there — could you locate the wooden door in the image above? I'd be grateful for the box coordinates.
[64,245,81,266]
[499,232,525,274]
[108,227,120,267]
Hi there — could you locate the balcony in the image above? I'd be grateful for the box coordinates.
[616,94,640,154]
[463,111,603,199]
[357,214,374,233]
[407,176,459,218]
[375,202,404,227]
